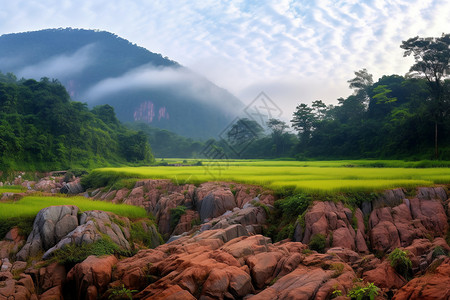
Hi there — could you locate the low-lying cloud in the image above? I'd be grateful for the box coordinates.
[17,44,96,80]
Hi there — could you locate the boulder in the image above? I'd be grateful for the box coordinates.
[43,210,137,259]
[393,258,450,300]
[67,255,118,300]
[16,206,79,261]
[363,261,406,290]
[59,179,84,194]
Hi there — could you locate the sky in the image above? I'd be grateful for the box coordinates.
[0,0,449,119]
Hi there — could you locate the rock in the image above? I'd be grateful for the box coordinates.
[36,262,67,293]
[393,258,450,300]
[43,210,139,259]
[16,206,79,261]
[59,179,84,194]
[246,252,284,289]
[39,285,63,300]
[197,188,236,221]
[363,261,406,290]
[67,255,118,300]
[372,188,405,209]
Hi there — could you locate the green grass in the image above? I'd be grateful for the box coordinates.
[84,160,450,193]
[0,196,148,221]
[0,185,26,194]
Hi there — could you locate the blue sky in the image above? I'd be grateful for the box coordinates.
[1,0,449,118]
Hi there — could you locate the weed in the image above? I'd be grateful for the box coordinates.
[309,233,326,253]
[330,263,344,278]
[387,248,412,279]
[347,282,379,300]
[107,283,138,300]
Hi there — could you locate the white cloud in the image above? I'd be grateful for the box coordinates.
[17,44,96,80]
[0,0,449,118]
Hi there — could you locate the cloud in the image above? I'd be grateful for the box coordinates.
[1,0,449,117]
[17,44,96,80]
[83,64,243,113]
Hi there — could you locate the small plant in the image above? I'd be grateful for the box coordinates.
[330,263,345,278]
[331,285,343,298]
[347,282,379,300]
[387,248,412,279]
[169,206,187,230]
[108,283,138,300]
[431,245,448,260]
[309,233,326,253]
[190,218,201,227]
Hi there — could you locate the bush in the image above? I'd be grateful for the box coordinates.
[388,248,412,279]
[275,194,311,219]
[432,245,448,260]
[52,238,122,268]
[169,206,187,230]
[347,282,379,300]
[309,233,326,253]
[108,283,137,300]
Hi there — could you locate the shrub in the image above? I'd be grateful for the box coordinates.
[431,245,448,260]
[52,238,122,268]
[347,282,379,300]
[169,206,187,230]
[275,224,294,242]
[388,248,412,279]
[309,233,326,253]
[108,283,138,300]
[275,194,311,219]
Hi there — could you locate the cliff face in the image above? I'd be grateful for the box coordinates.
[0,180,449,299]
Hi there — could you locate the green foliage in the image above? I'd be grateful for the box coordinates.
[275,224,294,242]
[388,248,412,279]
[309,234,326,253]
[275,194,311,219]
[130,220,160,248]
[331,286,343,298]
[169,206,187,230]
[108,284,138,300]
[0,74,153,171]
[347,282,380,300]
[52,238,121,268]
[330,263,345,278]
[432,246,448,260]
[0,196,147,236]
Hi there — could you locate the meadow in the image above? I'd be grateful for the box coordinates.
[0,185,26,194]
[0,195,148,221]
[88,159,450,193]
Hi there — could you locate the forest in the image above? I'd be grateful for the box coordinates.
[0,72,153,171]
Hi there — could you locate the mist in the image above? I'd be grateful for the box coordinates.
[17,43,96,80]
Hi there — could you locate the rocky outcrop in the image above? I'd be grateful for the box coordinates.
[0,271,37,300]
[60,178,84,194]
[16,206,79,261]
[92,180,275,239]
[67,255,118,300]
[15,206,160,262]
[393,258,450,300]
[0,228,25,259]
[293,201,369,253]
[369,187,448,253]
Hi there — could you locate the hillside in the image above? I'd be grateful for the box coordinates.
[0,73,153,171]
[0,28,244,138]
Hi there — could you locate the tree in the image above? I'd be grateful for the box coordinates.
[401,33,450,159]
[291,103,315,143]
[267,118,289,156]
[226,118,264,146]
[312,100,327,120]
[347,68,373,105]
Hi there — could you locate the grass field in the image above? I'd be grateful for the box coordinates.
[0,196,148,221]
[88,160,450,193]
[0,185,26,194]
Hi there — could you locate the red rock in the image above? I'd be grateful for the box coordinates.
[248,266,331,300]
[332,227,356,250]
[202,268,229,298]
[226,266,253,297]
[67,255,118,300]
[370,220,401,252]
[246,252,284,289]
[39,285,63,300]
[363,261,406,290]
[393,258,450,300]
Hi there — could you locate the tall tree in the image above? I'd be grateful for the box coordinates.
[401,33,450,158]
[291,103,315,143]
[347,68,374,105]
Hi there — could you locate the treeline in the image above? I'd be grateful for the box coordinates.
[292,34,450,160]
[0,72,153,171]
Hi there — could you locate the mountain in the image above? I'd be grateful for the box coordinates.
[0,28,244,138]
